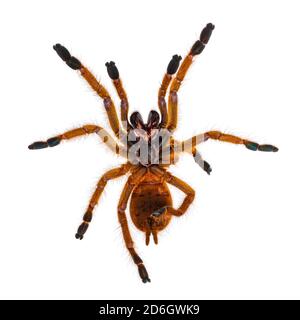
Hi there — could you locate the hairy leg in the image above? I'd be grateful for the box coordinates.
[53,44,123,138]
[158,55,182,128]
[105,61,131,132]
[117,167,151,283]
[160,139,212,174]
[167,23,215,131]
[182,131,278,152]
[75,163,132,239]
[28,124,125,156]
[150,166,195,217]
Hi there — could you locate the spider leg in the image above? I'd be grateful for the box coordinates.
[167,23,215,132]
[160,140,212,174]
[150,166,195,217]
[117,167,151,283]
[158,55,182,128]
[53,44,123,139]
[75,163,132,240]
[192,148,212,175]
[105,61,131,132]
[28,125,126,156]
[159,142,178,166]
[183,131,279,152]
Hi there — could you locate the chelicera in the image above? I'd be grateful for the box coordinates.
[29,23,278,283]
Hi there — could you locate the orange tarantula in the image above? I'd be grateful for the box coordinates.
[29,23,278,283]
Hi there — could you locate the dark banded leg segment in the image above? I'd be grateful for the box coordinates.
[53,43,82,70]
[75,164,132,240]
[244,142,279,152]
[158,54,182,128]
[28,124,126,157]
[28,137,61,150]
[167,23,215,131]
[53,44,123,139]
[204,131,279,152]
[28,125,100,150]
[105,61,131,132]
[192,148,212,175]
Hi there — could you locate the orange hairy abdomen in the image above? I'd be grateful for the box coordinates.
[130,182,173,232]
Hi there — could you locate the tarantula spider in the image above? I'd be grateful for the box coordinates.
[29,23,278,283]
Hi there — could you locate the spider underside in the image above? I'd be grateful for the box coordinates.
[29,23,278,283]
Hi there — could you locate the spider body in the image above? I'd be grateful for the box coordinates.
[29,23,278,283]
[130,169,173,244]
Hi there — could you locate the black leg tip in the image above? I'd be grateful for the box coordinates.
[53,43,81,70]
[258,144,279,152]
[191,40,205,55]
[245,142,278,152]
[200,23,215,44]
[167,54,182,75]
[105,61,119,80]
[47,137,61,147]
[28,141,48,150]
[138,264,151,283]
[203,161,212,175]
[76,222,89,239]
[28,137,61,150]
[53,43,71,62]
[245,142,259,151]
[66,56,81,70]
[75,233,83,240]
[206,23,215,30]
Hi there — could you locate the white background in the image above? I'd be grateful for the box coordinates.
[1,0,299,299]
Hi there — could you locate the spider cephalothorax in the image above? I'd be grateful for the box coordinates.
[29,23,278,283]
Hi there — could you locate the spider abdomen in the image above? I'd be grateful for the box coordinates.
[130,181,173,236]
